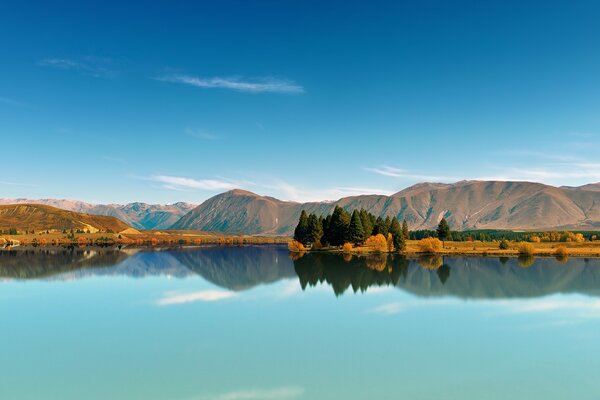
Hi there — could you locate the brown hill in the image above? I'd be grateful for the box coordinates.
[172,181,600,235]
[0,199,195,230]
[0,204,132,233]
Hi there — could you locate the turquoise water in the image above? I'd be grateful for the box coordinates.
[1,246,599,399]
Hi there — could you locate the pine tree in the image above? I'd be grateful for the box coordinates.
[437,217,450,248]
[373,216,388,236]
[322,214,332,245]
[359,209,373,240]
[402,219,409,239]
[294,210,309,245]
[329,206,351,246]
[348,210,365,245]
[389,217,405,251]
[307,213,323,245]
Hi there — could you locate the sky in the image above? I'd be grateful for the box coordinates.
[1,0,600,204]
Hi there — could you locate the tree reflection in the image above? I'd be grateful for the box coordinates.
[292,253,408,296]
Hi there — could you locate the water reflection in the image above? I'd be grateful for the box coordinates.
[2,246,600,299]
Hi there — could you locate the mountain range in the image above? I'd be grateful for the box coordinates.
[0,199,195,230]
[4,180,600,235]
[0,204,131,233]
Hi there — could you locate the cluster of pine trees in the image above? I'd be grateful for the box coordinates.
[293,206,410,251]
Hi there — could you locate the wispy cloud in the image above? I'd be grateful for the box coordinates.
[185,128,218,140]
[157,74,304,94]
[0,96,26,108]
[258,180,393,202]
[150,175,238,191]
[0,180,36,187]
[494,297,600,318]
[39,56,117,78]
[364,166,458,182]
[202,386,304,400]
[156,290,236,306]
[369,302,406,315]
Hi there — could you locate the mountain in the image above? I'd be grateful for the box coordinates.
[0,204,132,233]
[0,199,195,230]
[172,181,600,235]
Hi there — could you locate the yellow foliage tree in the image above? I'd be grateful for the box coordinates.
[365,234,388,252]
[288,240,306,252]
[386,233,394,252]
[418,237,443,253]
[517,242,534,255]
[342,242,354,253]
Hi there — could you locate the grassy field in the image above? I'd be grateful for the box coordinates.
[300,239,600,258]
[0,230,288,247]
[404,239,600,257]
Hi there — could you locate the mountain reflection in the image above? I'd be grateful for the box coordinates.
[2,246,600,299]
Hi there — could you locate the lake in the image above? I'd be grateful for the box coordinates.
[1,245,599,399]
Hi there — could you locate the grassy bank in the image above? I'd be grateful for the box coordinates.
[0,230,288,248]
[293,239,600,258]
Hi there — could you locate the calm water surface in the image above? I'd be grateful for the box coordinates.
[1,246,599,399]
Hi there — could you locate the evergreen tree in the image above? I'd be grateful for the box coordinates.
[329,206,350,246]
[359,209,373,240]
[402,219,409,239]
[294,210,309,245]
[389,217,405,251]
[373,216,388,236]
[348,210,365,245]
[437,217,450,247]
[307,213,323,245]
[322,214,332,245]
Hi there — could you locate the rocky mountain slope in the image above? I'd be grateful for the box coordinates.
[172,181,600,235]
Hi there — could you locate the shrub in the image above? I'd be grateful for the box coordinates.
[499,239,510,250]
[386,233,394,252]
[555,246,569,257]
[342,242,354,253]
[517,242,534,255]
[288,240,306,252]
[418,237,443,253]
[364,234,388,252]
[529,235,541,243]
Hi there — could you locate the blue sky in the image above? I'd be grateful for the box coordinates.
[1,0,600,204]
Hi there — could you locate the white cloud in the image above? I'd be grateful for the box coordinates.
[156,290,236,306]
[0,180,36,187]
[369,302,406,315]
[204,386,304,400]
[493,297,600,318]
[258,180,393,202]
[39,57,117,78]
[364,166,458,182]
[158,74,304,94]
[151,175,237,191]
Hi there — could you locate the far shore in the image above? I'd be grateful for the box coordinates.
[291,239,600,258]
[0,230,288,249]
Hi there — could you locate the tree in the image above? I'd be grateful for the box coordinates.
[373,216,388,236]
[306,213,323,245]
[329,206,351,246]
[294,210,309,245]
[348,210,365,245]
[402,219,409,239]
[359,209,373,240]
[389,217,405,251]
[437,218,450,247]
